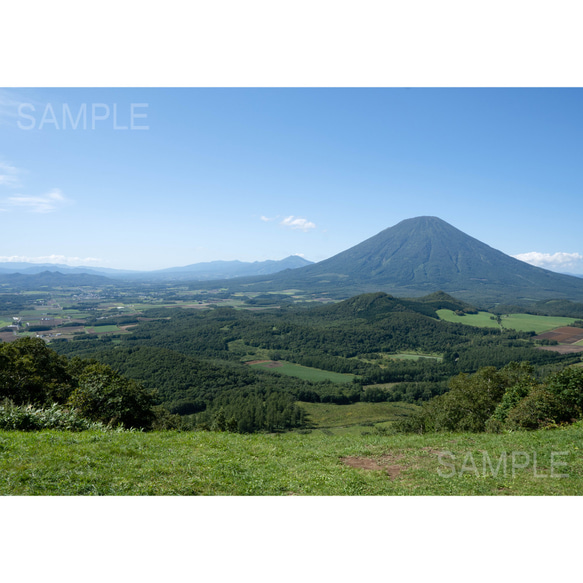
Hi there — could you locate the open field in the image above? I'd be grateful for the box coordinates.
[383,352,443,362]
[299,401,418,428]
[1,424,581,495]
[535,326,583,344]
[248,360,356,383]
[537,345,583,354]
[85,325,122,333]
[437,310,578,333]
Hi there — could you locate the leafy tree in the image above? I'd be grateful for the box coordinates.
[67,363,156,429]
[398,362,537,433]
[545,367,583,415]
[504,388,572,430]
[0,337,73,405]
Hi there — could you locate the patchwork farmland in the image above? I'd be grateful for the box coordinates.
[534,326,583,354]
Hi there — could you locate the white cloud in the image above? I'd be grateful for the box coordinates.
[280,215,316,232]
[0,89,44,126]
[0,90,23,124]
[0,160,22,187]
[260,215,277,222]
[4,188,69,213]
[292,253,305,258]
[513,251,583,274]
[0,255,103,266]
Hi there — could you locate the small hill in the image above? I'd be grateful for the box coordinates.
[318,291,474,319]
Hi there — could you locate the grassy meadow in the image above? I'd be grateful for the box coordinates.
[437,309,578,333]
[1,423,581,495]
[248,360,356,383]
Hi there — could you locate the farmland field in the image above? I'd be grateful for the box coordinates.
[437,310,578,333]
[535,326,583,344]
[248,360,356,383]
[85,325,122,333]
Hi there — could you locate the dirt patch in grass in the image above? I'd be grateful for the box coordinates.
[246,360,283,368]
[341,454,404,479]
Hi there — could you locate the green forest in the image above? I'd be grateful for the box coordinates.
[20,290,575,434]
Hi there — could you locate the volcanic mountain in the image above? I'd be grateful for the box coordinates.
[228,216,583,305]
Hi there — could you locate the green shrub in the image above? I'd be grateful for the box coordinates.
[150,405,185,430]
[0,337,73,405]
[504,388,572,430]
[491,379,540,424]
[485,417,504,433]
[394,362,538,434]
[67,363,156,429]
[546,368,583,415]
[0,400,105,431]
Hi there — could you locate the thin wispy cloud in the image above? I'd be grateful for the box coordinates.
[513,251,583,274]
[260,215,277,222]
[280,216,316,232]
[4,188,69,213]
[0,89,41,126]
[0,90,21,124]
[0,255,103,266]
[0,160,22,187]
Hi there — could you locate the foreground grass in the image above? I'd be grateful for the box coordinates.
[1,423,582,495]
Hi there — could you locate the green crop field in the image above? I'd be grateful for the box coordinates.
[299,401,418,428]
[437,310,578,333]
[249,360,356,383]
[1,423,581,495]
[85,325,121,333]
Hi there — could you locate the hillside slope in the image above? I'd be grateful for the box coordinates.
[218,217,583,305]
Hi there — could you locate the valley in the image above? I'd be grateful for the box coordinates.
[2,216,583,495]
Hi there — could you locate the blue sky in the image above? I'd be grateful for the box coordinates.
[1,87,582,273]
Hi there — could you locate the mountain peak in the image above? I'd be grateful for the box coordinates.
[259,216,583,304]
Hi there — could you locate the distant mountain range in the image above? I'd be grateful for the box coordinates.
[0,270,118,290]
[0,262,137,277]
[0,255,313,282]
[3,217,583,306]
[124,255,313,281]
